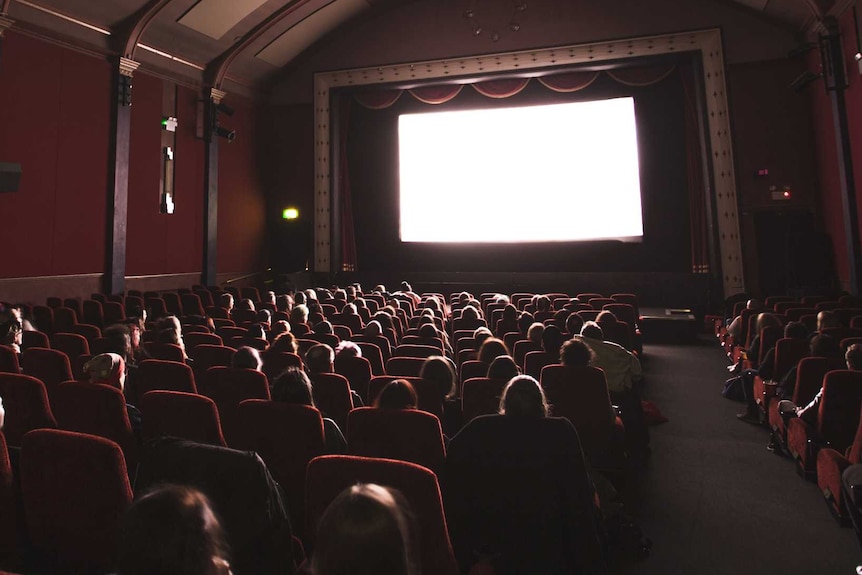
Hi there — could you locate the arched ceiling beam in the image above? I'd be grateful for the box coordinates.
[801,0,825,20]
[206,0,313,90]
[1,0,11,14]
[118,0,175,59]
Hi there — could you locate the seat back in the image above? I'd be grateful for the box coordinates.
[539,364,614,460]
[140,390,226,446]
[772,337,811,382]
[102,301,126,327]
[233,400,325,539]
[386,356,426,378]
[354,342,385,375]
[200,367,270,445]
[309,372,354,430]
[20,347,73,403]
[461,377,507,424]
[183,332,223,351]
[68,323,101,344]
[190,344,236,375]
[0,432,17,565]
[21,330,49,350]
[305,455,458,575]
[21,429,132,573]
[82,299,104,328]
[347,407,446,476]
[0,346,20,374]
[135,359,197,404]
[53,307,77,333]
[793,357,847,406]
[393,344,439,359]
[50,332,90,360]
[0,373,57,447]
[180,293,205,317]
[143,342,186,363]
[53,382,138,470]
[819,370,862,453]
[334,355,373,403]
[32,306,54,335]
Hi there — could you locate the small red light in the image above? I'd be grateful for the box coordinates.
[783,190,791,198]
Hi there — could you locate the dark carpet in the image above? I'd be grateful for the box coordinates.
[620,335,861,574]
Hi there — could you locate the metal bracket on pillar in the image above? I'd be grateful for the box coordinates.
[106,57,139,295]
[202,88,225,287]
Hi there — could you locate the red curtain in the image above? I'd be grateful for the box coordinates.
[339,97,358,272]
[409,85,463,104]
[538,71,599,92]
[354,89,403,109]
[472,78,529,98]
[607,66,675,87]
[680,66,710,274]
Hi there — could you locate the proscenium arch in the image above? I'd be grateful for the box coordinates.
[313,28,744,296]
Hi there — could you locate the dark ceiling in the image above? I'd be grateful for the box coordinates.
[0,0,837,95]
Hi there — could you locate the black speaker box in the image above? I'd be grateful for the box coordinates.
[0,163,22,193]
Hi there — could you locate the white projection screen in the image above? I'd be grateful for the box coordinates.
[398,97,644,243]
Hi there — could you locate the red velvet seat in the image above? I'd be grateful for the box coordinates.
[0,373,57,447]
[52,381,138,472]
[103,301,126,327]
[347,407,446,477]
[67,323,101,344]
[20,330,49,351]
[135,359,197,404]
[20,429,132,574]
[386,356,426,378]
[461,377,508,424]
[817,403,862,522]
[50,332,90,361]
[261,350,303,383]
[309,372,354,430]
[788,370,862,478]
[140,390,226,446]
[189,344,236,382]
[200,366,270,446]
[161,292,183,317]
[180,292,205,317]
[753,337,810,416]
[540,364,626,468]
[354,342,385,375]
[304,455,458,575]
[335,355,373,404]
[0,432,19,568]
[523,350,557,379]
[183,331,223,350]
[82,299,104,328]
[143,341,186,363]
[0,346,19,374]
[31,306,54,335]
[233,400,325,540]
[393,343,440,359]
[20,347,72,405]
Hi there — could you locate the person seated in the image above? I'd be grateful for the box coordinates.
[289,305,311,337]
[310,483,420,575]
[306,343,363,407]
[335,340,362,359]
[232,346,263,371]
[220,292,234,313]
[526,322,545,345]
[445,375,605,575]
[487,355,520,380]
[726,298,762,341]
[775,334,841,402]
[524,325,566,378]
[236,298,256,312]
[533,295,554,323]
[565,312,585,337]
[420,355,459,434]
[117,484,233,575]
[779,343,862,424]
[477,337,510,366]
[575,322,649,461]
[271,367,346,453]
[516,311,534,337]
[495,304,519,337]
[0,305,23,355]
[374,379,418,410]
[83,352,143,438]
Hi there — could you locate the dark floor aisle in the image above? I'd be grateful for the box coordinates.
[620,335,861,575]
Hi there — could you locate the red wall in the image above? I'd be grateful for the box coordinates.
[0,32,110,278]
[0,31,266,286]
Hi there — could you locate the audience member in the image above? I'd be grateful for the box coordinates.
[232,346,263,371]
[271,367,346,453]
[310,483,420,575]
[374,379,418,410]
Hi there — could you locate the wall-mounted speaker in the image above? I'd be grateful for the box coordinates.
[0,163,21,193]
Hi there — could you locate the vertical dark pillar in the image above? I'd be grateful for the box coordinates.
[106,58,138,295]
[823,19,862,293]
[202,92,221,287]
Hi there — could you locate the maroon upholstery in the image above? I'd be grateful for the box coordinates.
[20,347,73,404]
[52,382,138,471]
[21,429,132,573]
[32,306,54,335]
[21,330,49,350]
[309,372,354,430]
[50,332,90,360]
[788,370,862,478]
[459,360,489,389]
[393,343,440,359]
[140,390,226,446]
[182,324,213,334]
[180,293,205,317]
[754,337,810,415]
[402,335,445,352]
[261,350,303,383]
[200,366,270,445]
[143,342,184,363]
[182,331,223,350]
[52,307,77,333]
[233,400,325,539]
[0,373,57,447]
[768,357,844,444]
[0,346,20,374]
[462,377,507,424]
[354,342,385,375]
[103,302,126,327]
[354,335,391,361]
[513,340,542,370]
[161,292,182,317]
[68,323,101,344]
[386,356,426,378]
[135,359,197,404]
[540,364,625,466]
[189,344,236,383]
[0,432,18,567]
[816,403,862,521]
[524,350,557,379]
[145,297,168,319]
[347,407,446,477]
[304,455,458,575]
[331,313,363,335]
[335,355,373,403]
[82,299,104,328]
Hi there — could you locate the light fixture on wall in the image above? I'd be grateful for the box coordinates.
[463,0,526,42]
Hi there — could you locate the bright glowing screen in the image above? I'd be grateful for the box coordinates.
[398,97,644,243]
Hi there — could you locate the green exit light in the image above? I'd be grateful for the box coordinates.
[283,208,299,220]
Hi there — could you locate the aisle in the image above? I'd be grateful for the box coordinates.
[622,336,861,574]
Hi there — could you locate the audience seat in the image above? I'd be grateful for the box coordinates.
[386,356,426,378]
[0,432,18,569]
[309,372,354,430]
[0,346,18,375]
[304,455,459,575]
[200,367,270,445]
[334,355,373,404]
[233,400,325,541]
[0,373,57,447]
[20,330,49,351]
[102,301,125,327]
[68,323,101,344]
[52,382,138,471]
[816,403,862,523]
[82,300,104,328]
[461,376,507,424]
[135,359,197,404]
[52,307,77,333]
[788,370,862,479]
[31,306,54,335]
[19,347,72,405]
[183,331,223,350]
[140,390,227,447]
[20,429,132,574]
[347,407,446,477]
[143,342,186,363]
[49,333,89,361]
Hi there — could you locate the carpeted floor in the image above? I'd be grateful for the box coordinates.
[618,335,862,574]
